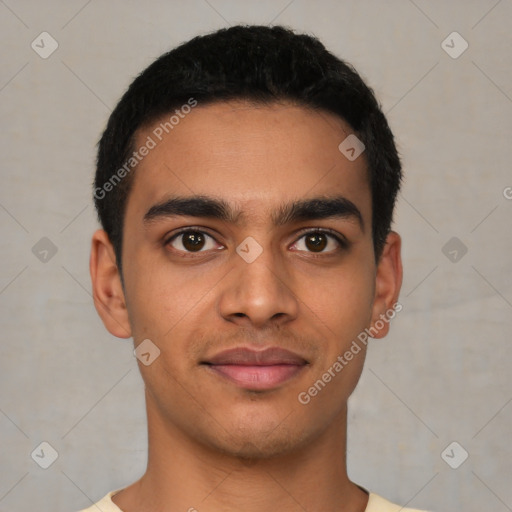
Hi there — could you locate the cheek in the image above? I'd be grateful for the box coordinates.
[333,276,375,334]
[123,249,222,352]
[125,273,195,341]
[300,273,373,407]
[296,258,375,338]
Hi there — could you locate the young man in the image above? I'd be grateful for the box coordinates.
[84,25,429,512]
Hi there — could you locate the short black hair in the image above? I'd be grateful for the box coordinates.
[94,24,402,273]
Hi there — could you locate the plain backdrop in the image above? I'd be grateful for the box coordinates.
[1,1,511,511]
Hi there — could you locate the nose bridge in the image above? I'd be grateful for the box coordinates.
[219,236,298,326]
[241,239,283,289]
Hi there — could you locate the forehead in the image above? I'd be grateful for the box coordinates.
[128,101,370,221]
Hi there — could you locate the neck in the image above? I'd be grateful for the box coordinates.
[113,397,368,512]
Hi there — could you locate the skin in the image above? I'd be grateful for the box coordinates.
[90,101,402,512]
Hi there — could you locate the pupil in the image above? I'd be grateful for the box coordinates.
[183,232,205,251]
[306,233,327,252]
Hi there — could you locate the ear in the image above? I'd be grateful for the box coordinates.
[90,229,132,338]
[369,231,403,339]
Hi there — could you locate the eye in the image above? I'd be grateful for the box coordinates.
[291,230,345,253]
[166,229,222,253]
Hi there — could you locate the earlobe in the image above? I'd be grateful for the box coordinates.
[90,229,132,339]
[369,231,403,339]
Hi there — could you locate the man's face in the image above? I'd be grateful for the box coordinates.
[112,101,387,457]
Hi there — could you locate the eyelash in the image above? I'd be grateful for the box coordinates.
[164,227,348,256]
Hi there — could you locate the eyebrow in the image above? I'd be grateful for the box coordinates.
[143,195,364,231]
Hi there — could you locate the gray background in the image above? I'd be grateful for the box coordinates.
[1,1,511,511]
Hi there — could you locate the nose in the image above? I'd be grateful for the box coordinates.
[218,241,299,329]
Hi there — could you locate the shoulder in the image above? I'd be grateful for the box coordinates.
[366,492,431,512]
[76,490,123,512]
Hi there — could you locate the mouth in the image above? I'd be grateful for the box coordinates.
[201,347,309,391]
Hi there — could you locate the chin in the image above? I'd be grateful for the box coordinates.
[215,435,300,461]
[201,419,313,461]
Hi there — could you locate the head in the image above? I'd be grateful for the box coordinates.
[90,25,403,461]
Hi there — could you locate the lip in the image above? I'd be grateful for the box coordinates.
[202,347,308,391]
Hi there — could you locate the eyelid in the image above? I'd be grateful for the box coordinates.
[164,226,224,254]
[164,225,220,242]
[291,227,348,250]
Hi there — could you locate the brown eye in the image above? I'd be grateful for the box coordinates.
[291,230,344,254]
[305,232,328,252]
[182,231,205,251]
[167,230,220,253]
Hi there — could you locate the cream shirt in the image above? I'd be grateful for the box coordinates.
[79,490,429,511]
